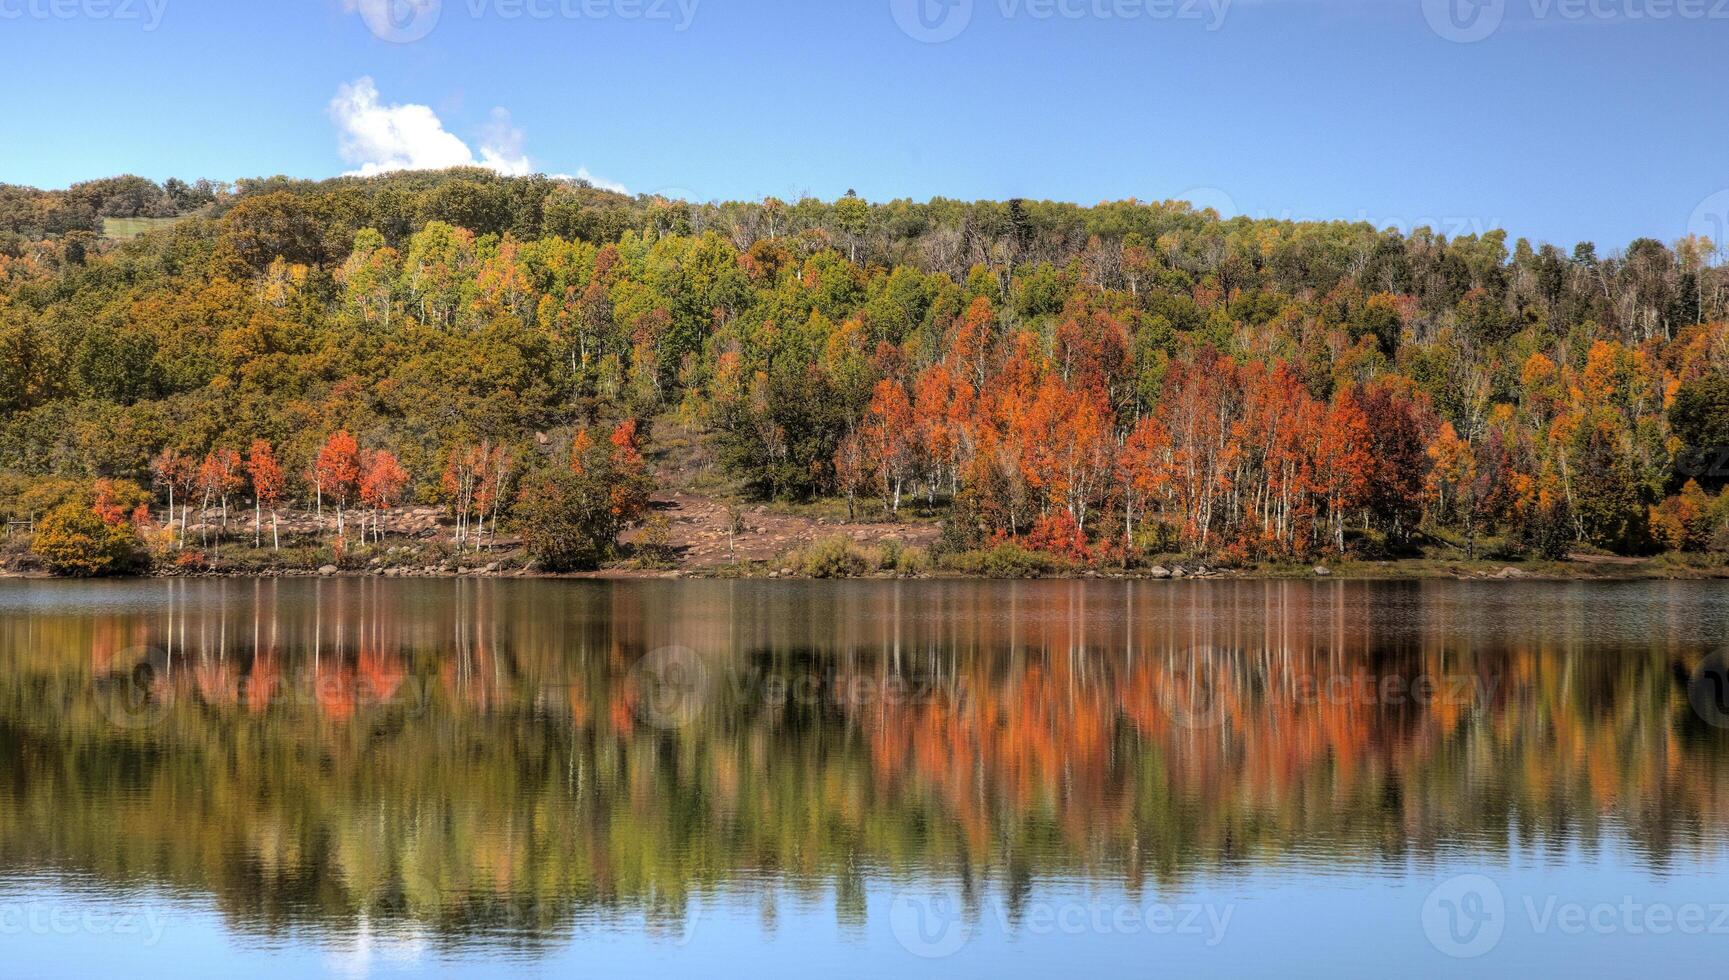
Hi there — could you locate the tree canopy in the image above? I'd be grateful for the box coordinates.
[7,168,1729,563]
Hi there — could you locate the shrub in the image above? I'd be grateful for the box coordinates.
[1651,481,1715,552]
[867,538,925,576]
[92,478,152,526]
[877,538,904,571]
[890,545,930,576]
[1024,511,1091,562]
[1519,493,1576,560]
[513,460,650,572]
[0,475,89,526]
[138,523,178,561]
[937,543,1069,579]
[935,507,986,556]
[31,503,145,577]
[633,512,678,569]
[794,536,872,578]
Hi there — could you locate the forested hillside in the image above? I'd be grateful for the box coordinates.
[5,168,1729,573]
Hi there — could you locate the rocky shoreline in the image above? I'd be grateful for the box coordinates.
[4,557,1719,583]
[7,495,1725,583]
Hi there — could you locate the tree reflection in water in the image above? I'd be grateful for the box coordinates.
[1,578,1727,952]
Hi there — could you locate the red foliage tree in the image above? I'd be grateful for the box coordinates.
[196,448,245,548]
[149,449,189,529]
[359,449,409,544]
[314,430,361,537]
[246,439,286,550]
[1315,391,1374,553]
[859,380,917,513]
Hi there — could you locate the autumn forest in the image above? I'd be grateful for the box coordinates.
[5,169,1729,575]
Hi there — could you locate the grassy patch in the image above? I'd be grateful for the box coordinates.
[758,496,940,526]
[776,535,931,579]
[935,543,1072,579]
[102,216,185,239]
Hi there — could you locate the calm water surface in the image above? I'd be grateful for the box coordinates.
[3,578,1729,977]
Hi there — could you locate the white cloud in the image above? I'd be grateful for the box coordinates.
[475,107,531,176]
[329,77,485,176]
[569,168,630,195]
[328,77,627,192]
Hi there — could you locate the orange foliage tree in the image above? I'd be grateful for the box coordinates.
[246,439,286,550]
[313,430,361,538]
[359,449,409,544]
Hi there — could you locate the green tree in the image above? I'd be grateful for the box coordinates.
[512,437,651,571]
[30,503,144,577]
[1670,373,1729,491]
[1571,412,1649,552]
[833,191,869,263]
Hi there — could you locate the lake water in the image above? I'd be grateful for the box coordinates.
[2,578,1729,978]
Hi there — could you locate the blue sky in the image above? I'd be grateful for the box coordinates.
[0,0,1724,249]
